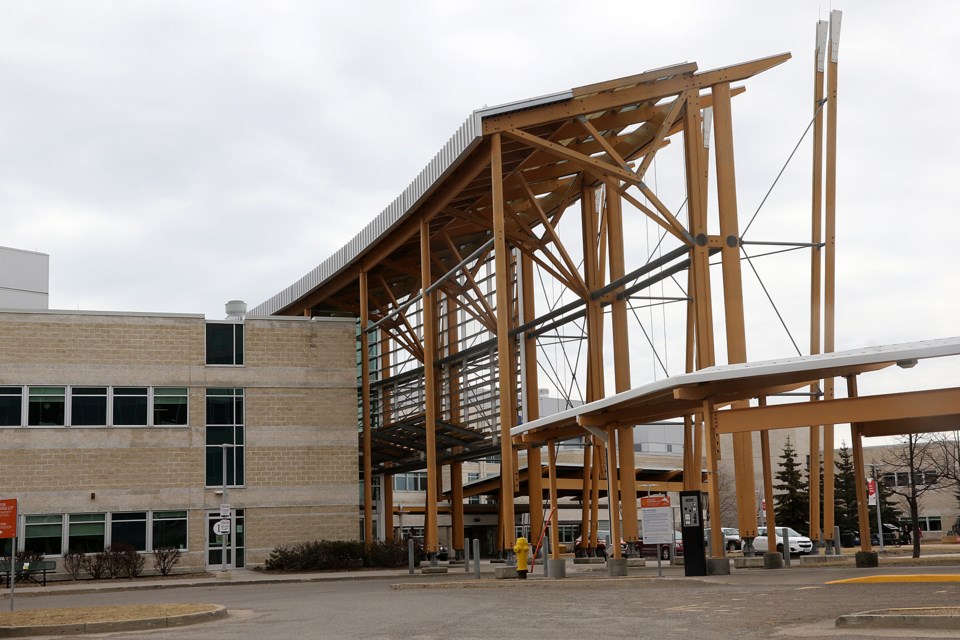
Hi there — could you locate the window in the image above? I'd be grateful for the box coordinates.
[467,472,481,504]
[394,472,428,492]
[154,387,188,425]
[71,387,107,426]
[113,387,148,426]
[900,515,943,532]
[206,323,244,366]
[0,386,22,426]
[68,513,106,553]
[881,470,937,487]
[111,512,147,551]
[28,387,65,426]
[206,389,244,487]
[24,515,63,555]
[152,511,188,550]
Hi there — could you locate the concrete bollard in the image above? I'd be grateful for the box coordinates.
[473,539,481,580]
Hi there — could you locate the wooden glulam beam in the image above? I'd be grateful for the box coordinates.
[715,387,960,434]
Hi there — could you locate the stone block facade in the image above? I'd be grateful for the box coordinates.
[0,310,357,574]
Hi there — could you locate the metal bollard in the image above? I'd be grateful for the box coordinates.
[834,526,842,555]
[408,538,415,574]
[781,529,791,567]
[473,539,481,580]
[543,533,550,578]
[464,540,471,573]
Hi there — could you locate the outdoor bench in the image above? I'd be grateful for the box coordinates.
[0,560,57,586]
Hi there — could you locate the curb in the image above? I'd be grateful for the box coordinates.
[0,604,227,638]
[837,608,960,630]
[826,574,960,585]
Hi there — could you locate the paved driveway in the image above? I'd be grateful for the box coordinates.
[10,564,960,639]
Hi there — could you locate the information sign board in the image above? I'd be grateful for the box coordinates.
[640,495,673,545]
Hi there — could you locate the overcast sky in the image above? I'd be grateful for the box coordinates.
[3,1,957,421]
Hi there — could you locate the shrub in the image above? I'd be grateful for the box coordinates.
[105,545,128,578]
[153,547,182,576]
[264,540,365,572]
[121,547,145,579]
[363,539,410,568]
[82,552,109,580]
[264,539,418,572]
[63,550,86,580]
[16,550,44,565]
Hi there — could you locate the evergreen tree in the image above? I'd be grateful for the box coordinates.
[834,442,859,534]
[774,436,809,534]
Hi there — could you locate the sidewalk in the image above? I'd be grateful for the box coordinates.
[4,550,960,599]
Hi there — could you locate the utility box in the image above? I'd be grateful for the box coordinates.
[679,491,707,577]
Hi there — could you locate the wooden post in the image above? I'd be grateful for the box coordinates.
[520,253,544,543]
[359,270,374,548]
[420,219,440,555]
[383,472,394,541]
[491,133,516,551]
[821,9,843,550]
[712,80,758,542]
[759,397,777,552]
[808,18,827,554]
[606,180,638,542]
[548,441,561,559]
[846,374,872,553]
[447,298,465,556]
[704,399,724,556]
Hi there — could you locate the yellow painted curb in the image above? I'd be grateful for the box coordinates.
[827,574,960,585]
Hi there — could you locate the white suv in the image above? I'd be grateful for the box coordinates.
[753,527,813,555]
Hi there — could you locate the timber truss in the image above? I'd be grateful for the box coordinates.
[257,15,956,565]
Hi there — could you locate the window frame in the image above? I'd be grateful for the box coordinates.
[205,322,245,366]
[205,388,245,488]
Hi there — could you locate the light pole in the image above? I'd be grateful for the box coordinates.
[220,444,235,572]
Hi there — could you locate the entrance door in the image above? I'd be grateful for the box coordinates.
[206,509,245,569]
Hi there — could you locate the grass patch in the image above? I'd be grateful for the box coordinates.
[0,603,217,626]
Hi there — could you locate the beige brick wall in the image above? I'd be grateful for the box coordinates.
[0,310,359,572]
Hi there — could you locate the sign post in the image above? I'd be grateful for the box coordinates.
[0,499,18,611]
[641,495,672,578]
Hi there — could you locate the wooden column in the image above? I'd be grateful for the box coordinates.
[548,441,561,559]
[520,253,544,544]
[420,219,440,555]
[846,374,872,553]
[759,397,777,552]
[447,299,464,555]
[704,399,724,556]
[808,18,827,553]
[491,133,516,550]
[581,182,608,553]
[606,180,638,542]
[382,473,394,541]
[713,81,758,542]
[821,9,843,549]
[359,270,373,548]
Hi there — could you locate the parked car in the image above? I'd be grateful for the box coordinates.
[639,530,684,560]
[753,526,813,555]
[575,532,625,557]
[704,527,742,552]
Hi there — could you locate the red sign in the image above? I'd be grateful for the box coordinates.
[867,478,877,506]
[641,495,671,509]
[0,499,16,539]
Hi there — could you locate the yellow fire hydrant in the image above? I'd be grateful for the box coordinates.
[514,537,530,579]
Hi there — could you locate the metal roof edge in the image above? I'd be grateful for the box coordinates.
[252,90,575,318]
[251,111,485,316]
[512,336,960,437]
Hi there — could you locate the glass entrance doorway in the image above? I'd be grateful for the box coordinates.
[206,509,244,569]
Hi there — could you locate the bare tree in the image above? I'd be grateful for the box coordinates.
[879,434,937,558]
[927,430,960,533]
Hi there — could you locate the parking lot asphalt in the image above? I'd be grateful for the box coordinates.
[5,552,960,639]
